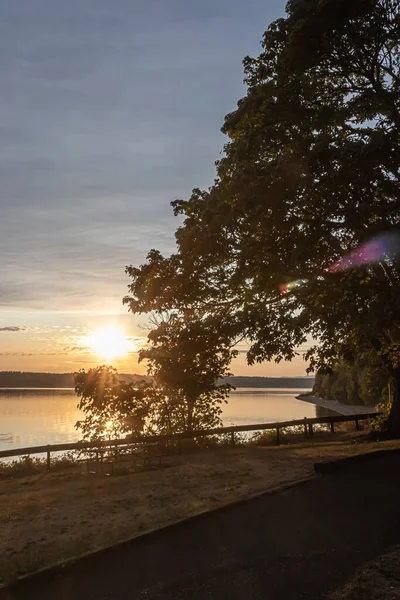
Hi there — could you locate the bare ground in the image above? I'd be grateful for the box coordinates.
[1,433,400,583]
[329,545,400,600]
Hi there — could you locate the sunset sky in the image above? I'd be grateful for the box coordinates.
[0,0,310,376]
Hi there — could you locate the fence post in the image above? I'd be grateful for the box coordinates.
[231,431,235,446]
[276,427,280,446]
[330,420,335,433]
[46,446,51,472]
[304,417,308,438]
[308,423,313,437]
[355,419,360,431]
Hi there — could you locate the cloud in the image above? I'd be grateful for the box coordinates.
[0,0,284,313]
[0,351,34,356]
[0,326,29,332]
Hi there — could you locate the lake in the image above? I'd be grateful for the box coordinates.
[0,387,316,452]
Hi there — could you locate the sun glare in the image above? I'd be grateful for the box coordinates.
[86,326,135,361]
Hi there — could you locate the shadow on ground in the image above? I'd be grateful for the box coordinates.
[2,452,400,600]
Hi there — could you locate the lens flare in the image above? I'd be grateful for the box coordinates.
[279,279,309,294]
[278,232,400,294]
[328,232,400,273]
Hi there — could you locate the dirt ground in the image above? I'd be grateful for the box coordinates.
[329,545,400,600]
[1,433,400,583]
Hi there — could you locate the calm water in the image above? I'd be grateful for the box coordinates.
[0,387,315,451]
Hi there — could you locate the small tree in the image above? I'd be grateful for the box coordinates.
[74,366,161,441]
[75,318,236,440]
[136,315,237,433]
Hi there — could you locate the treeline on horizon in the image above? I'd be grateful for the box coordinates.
[0,371,314,389]
[221,376,314,388]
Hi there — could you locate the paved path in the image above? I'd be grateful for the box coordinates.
[296,394,379,415]
[3,453,400,600]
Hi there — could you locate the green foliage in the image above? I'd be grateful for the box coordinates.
[75,366,161,441]
[371,400,391,431]
[75,325,235,439]
[124,0,400,430]
[370,382,392,430]
[138,315,237,432]
[314,351,389,406]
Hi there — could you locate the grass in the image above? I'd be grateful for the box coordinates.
[1,429,400,584]
[0,453,79,479]
[330,545,400,599]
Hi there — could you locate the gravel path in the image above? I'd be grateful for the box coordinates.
[2,452,400,600]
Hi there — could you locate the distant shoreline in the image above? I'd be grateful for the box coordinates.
[0,387,75,391]
[0,372,314,389]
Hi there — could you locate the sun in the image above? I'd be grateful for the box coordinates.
[86,326,134,361]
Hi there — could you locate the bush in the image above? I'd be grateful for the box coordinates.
[371,400,391,432]
[0,452,79,479]
[0,456,44,478]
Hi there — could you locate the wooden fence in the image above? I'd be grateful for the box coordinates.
[0,411,380,471]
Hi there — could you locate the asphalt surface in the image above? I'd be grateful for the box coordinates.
[3,452,400,600]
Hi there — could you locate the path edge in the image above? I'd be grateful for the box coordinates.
[314,447,400,474]
[0,473,315,595]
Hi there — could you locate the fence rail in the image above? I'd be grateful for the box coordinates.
[0,412,380,468]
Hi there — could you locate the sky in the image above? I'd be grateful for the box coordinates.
[0,0,310,376]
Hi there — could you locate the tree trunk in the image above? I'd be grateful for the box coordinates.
[387,371,400,437]
[186,400,194,432]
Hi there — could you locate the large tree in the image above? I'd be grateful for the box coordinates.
[125,0,400,432]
